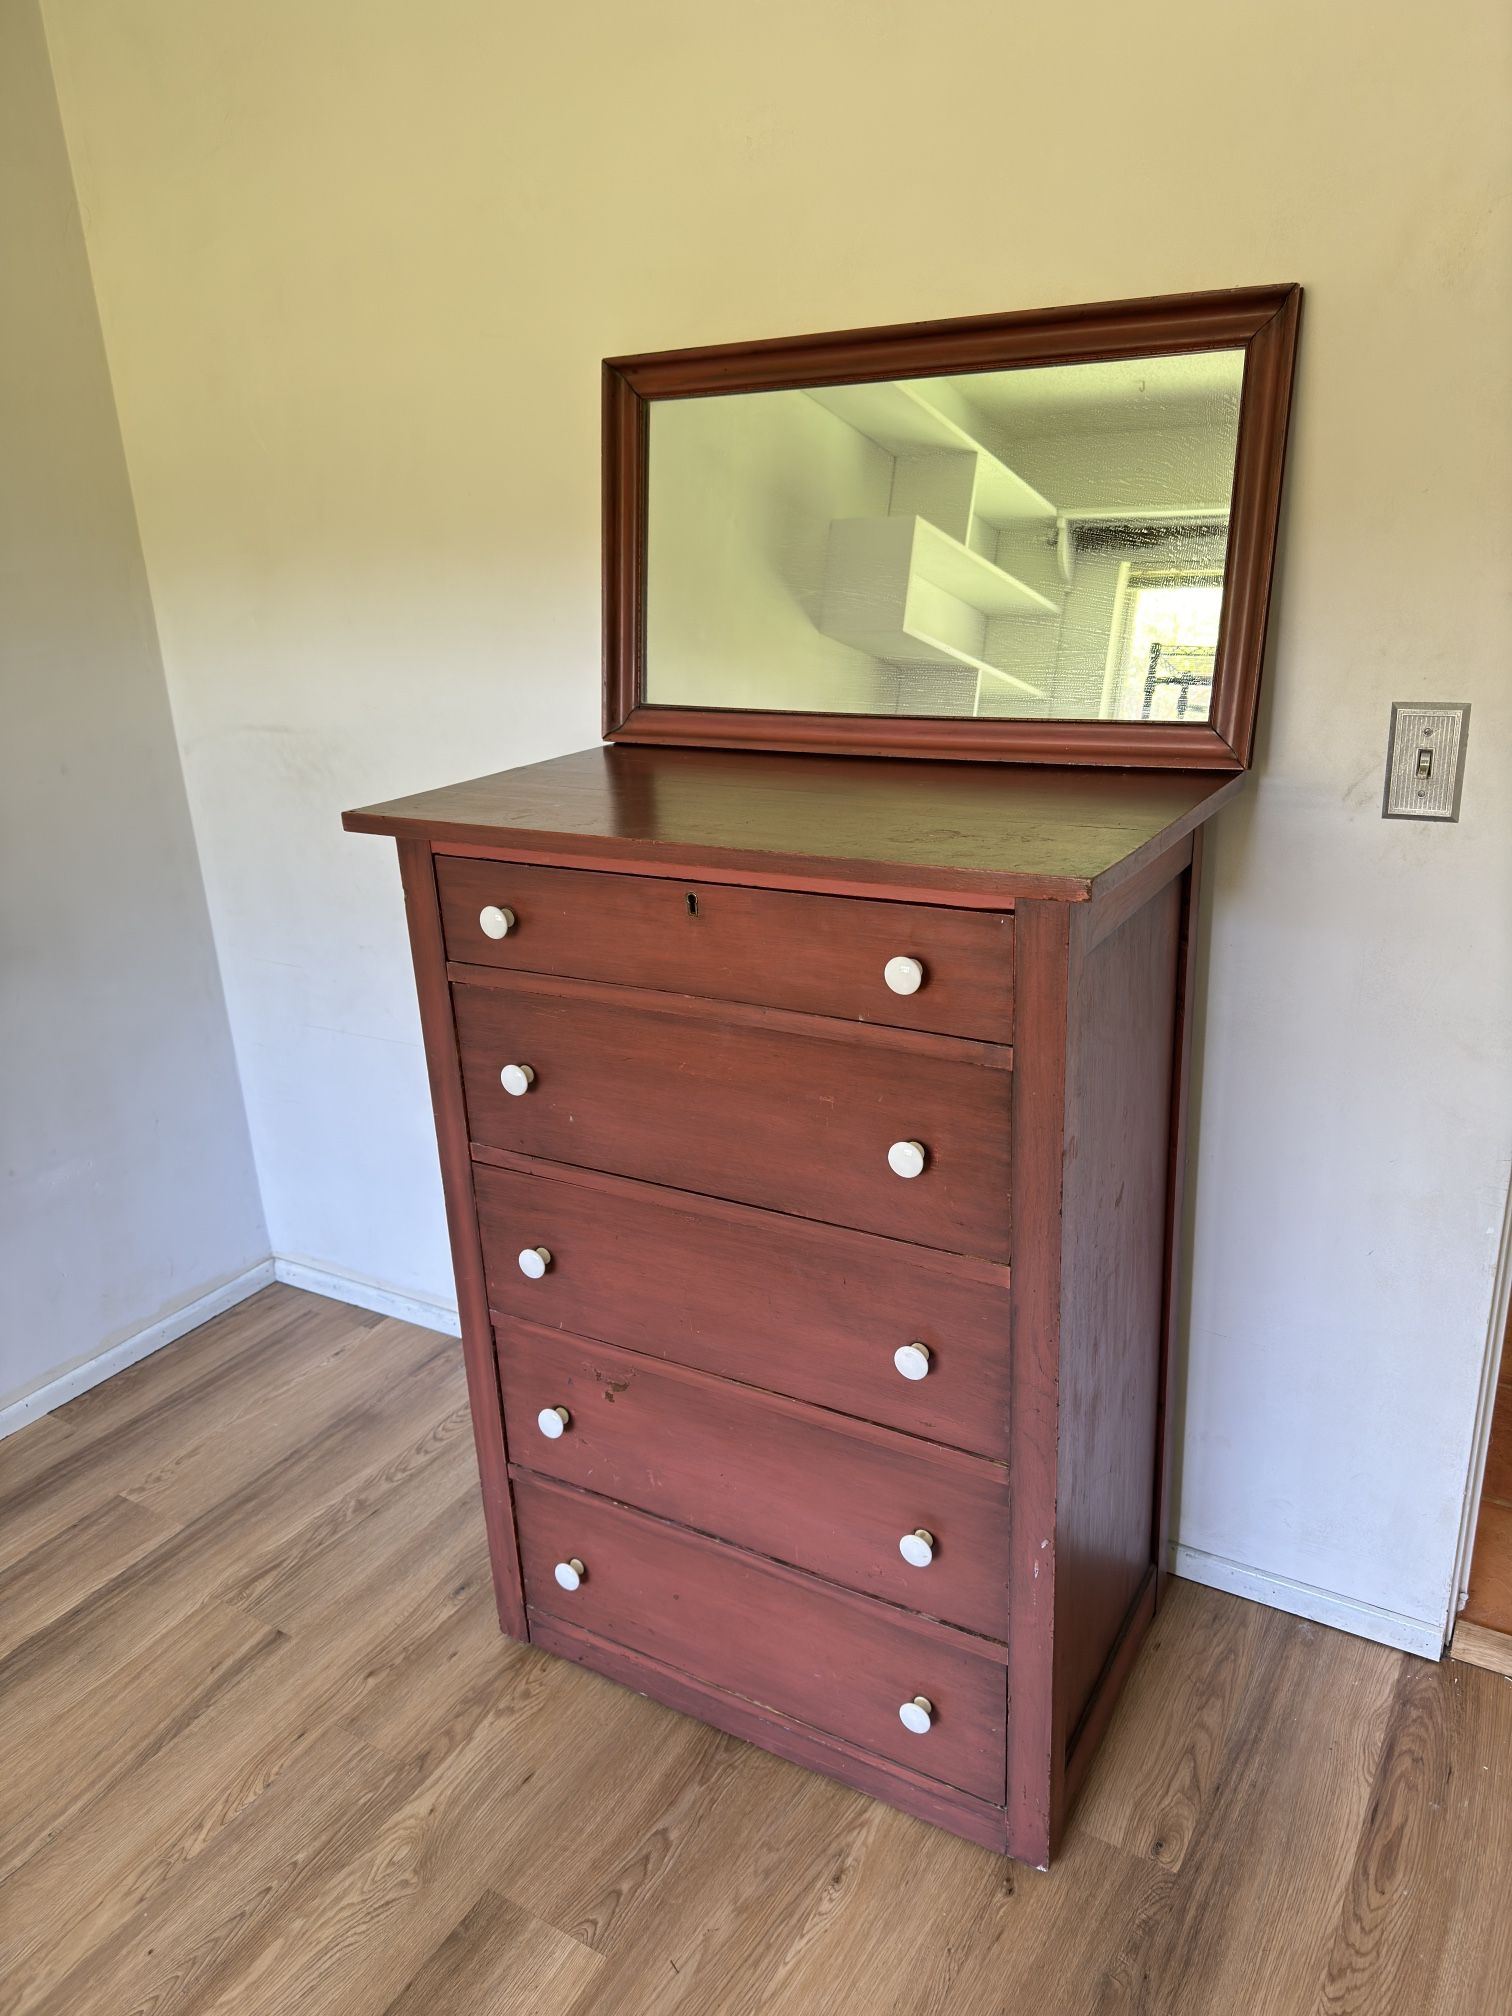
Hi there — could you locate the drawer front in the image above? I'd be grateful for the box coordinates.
[437,857,1012,1041]
[455,979,1012,1259]
[500,1324,1010,1637]
[477,1164,1010,1461]
[515,1473,1006,1800]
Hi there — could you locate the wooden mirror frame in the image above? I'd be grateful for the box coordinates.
[603,285,1300,770]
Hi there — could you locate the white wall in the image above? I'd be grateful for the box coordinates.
[0,0,267,1425]
[38,0,1512,1650]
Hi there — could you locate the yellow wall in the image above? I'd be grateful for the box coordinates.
[38,0,1512,1645]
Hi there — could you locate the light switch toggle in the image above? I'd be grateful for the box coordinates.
[1383,702,1470,821]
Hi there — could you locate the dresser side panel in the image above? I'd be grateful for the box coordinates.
[1155,832,1204,1603]
[1054,877,1182,1746]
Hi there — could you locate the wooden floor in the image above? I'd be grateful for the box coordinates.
[2,1285,1509,2015]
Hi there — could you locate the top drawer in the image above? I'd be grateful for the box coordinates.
[435,858,1012,1041]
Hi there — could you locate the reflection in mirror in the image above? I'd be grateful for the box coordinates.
[643,351,1244,722]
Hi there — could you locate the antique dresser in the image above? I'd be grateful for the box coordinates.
[346,287,1299,1866]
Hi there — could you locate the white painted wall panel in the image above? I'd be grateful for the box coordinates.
[1,0,267,1418]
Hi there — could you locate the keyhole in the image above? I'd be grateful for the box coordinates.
[685,892,699,917]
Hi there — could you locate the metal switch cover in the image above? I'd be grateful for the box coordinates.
[1382,703,1470,821]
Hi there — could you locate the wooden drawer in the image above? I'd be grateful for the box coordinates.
[437,856,1012,1041]
[476,1162,1010,1461]
[515,1473,1006,1800]
[500,1322,1010,1637]
[455,975,1012,1259]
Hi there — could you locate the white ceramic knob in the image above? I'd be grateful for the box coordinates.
[537,1405,570,1440]
[894,1342,932,1382]
[500,1063,536,1097]
[887,1139,927,1180]
[553,1557,585,1592]
[517,1246,551,1280]
[899,1695,934,1735]
[899,1528,935,1569]
[478,905,515,940]
[884,955,925,996]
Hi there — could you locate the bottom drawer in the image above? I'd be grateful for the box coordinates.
[515,1473,1006,1800]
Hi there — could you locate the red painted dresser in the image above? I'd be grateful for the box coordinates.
[345,743,1242,1866]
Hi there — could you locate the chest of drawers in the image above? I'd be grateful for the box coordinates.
[347,744,1241,1867]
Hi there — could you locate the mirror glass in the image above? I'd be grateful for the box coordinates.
[643,350,1244,722]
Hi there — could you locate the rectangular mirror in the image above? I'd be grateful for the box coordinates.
[604,288,1300,769]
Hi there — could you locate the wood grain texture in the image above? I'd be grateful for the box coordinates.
[0,1289,382,1575]
[1482,1382,1512,1504]
[1463,1298,1512,1633]
[1002,897,1072,1865]
[1101,1614,1403,2015]
[450,959,1010,1065]
[1074,1576,1267,1875]
[999,875,1186,1866]
[1449,1619,1512,1677]
[436,855,1014,1039]
[343,743,1248,907]
[362,769,1243,1867]
[1462,1497,1512,1631]
[530,1612,1012,1856]
[475,1157,1012,1460]
[498,1319,1011,1636]
[453,972,1013,1258]
[0,1493,174,1658]
[4,1286,1511,2016]
[381,1890,600,2015]
[396,838,527,1639]
[1156,829,1204,1604]
[1055,878,1181,1744]
[514,1471,1008,1800]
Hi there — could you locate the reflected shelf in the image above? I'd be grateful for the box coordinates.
[807,380,1057,529]
[819,514,1053,702]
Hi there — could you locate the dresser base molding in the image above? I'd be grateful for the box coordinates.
[529,1611,1018,1859]
[1062,1565,1158,1818]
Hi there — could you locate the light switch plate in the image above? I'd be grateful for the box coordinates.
[1382,702,1470,821]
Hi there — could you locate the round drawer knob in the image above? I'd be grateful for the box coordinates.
[887,1139,927,1180]
[517,1246,552,1280]
[500,1063,536,1097]
[537,1405,570,1440]
[894,1341,932,1382]
[899,1695,934,1735]
[478,905,516,940]
[553,1557,586,1592]
[899,1528,935,1569]
[884,955,925,996]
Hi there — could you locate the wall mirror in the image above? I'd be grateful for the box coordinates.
[603,287,1300,769]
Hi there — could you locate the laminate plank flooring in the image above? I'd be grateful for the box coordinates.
[1463,1352,1512,1633]
[1,1283,1507,2015]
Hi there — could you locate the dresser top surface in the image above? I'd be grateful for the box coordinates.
[344,745,1243,903]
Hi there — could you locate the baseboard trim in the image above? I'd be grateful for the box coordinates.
[1170,1542,1445,1660]
[271,1258,461,1337]
[0,1260,277,1442]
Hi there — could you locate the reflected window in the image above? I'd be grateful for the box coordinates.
[1109,570,1224,722]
